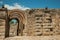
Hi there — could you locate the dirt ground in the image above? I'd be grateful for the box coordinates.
[4,35,60,40]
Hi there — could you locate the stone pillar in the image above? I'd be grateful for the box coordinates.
[5,9,10,38]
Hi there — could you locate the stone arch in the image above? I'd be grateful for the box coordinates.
[5,10,25,37]
[8,10,25,24]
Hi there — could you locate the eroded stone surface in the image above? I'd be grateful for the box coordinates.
[0,8,60,40]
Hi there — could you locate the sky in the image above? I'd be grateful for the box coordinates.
[0,0,60,10]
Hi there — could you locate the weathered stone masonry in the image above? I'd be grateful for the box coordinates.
[26,9,60,36]
[0,7,60,39]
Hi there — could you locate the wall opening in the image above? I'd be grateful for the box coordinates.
[9,18,19,36]
[5,17,24,38]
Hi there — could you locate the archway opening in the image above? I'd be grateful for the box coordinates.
[9,18,19,36]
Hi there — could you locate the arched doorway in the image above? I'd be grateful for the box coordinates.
[9,18,19,37]
[5,10,25,38]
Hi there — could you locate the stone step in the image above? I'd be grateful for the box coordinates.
[0,30,5,33]
[0,26,5,29]
[0,33,5,35]
[0,36,4,39]
[0,38,4,40]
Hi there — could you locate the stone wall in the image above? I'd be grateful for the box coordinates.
[26,9,60,36]
[0,8,60,40]
[0,19,5,40]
